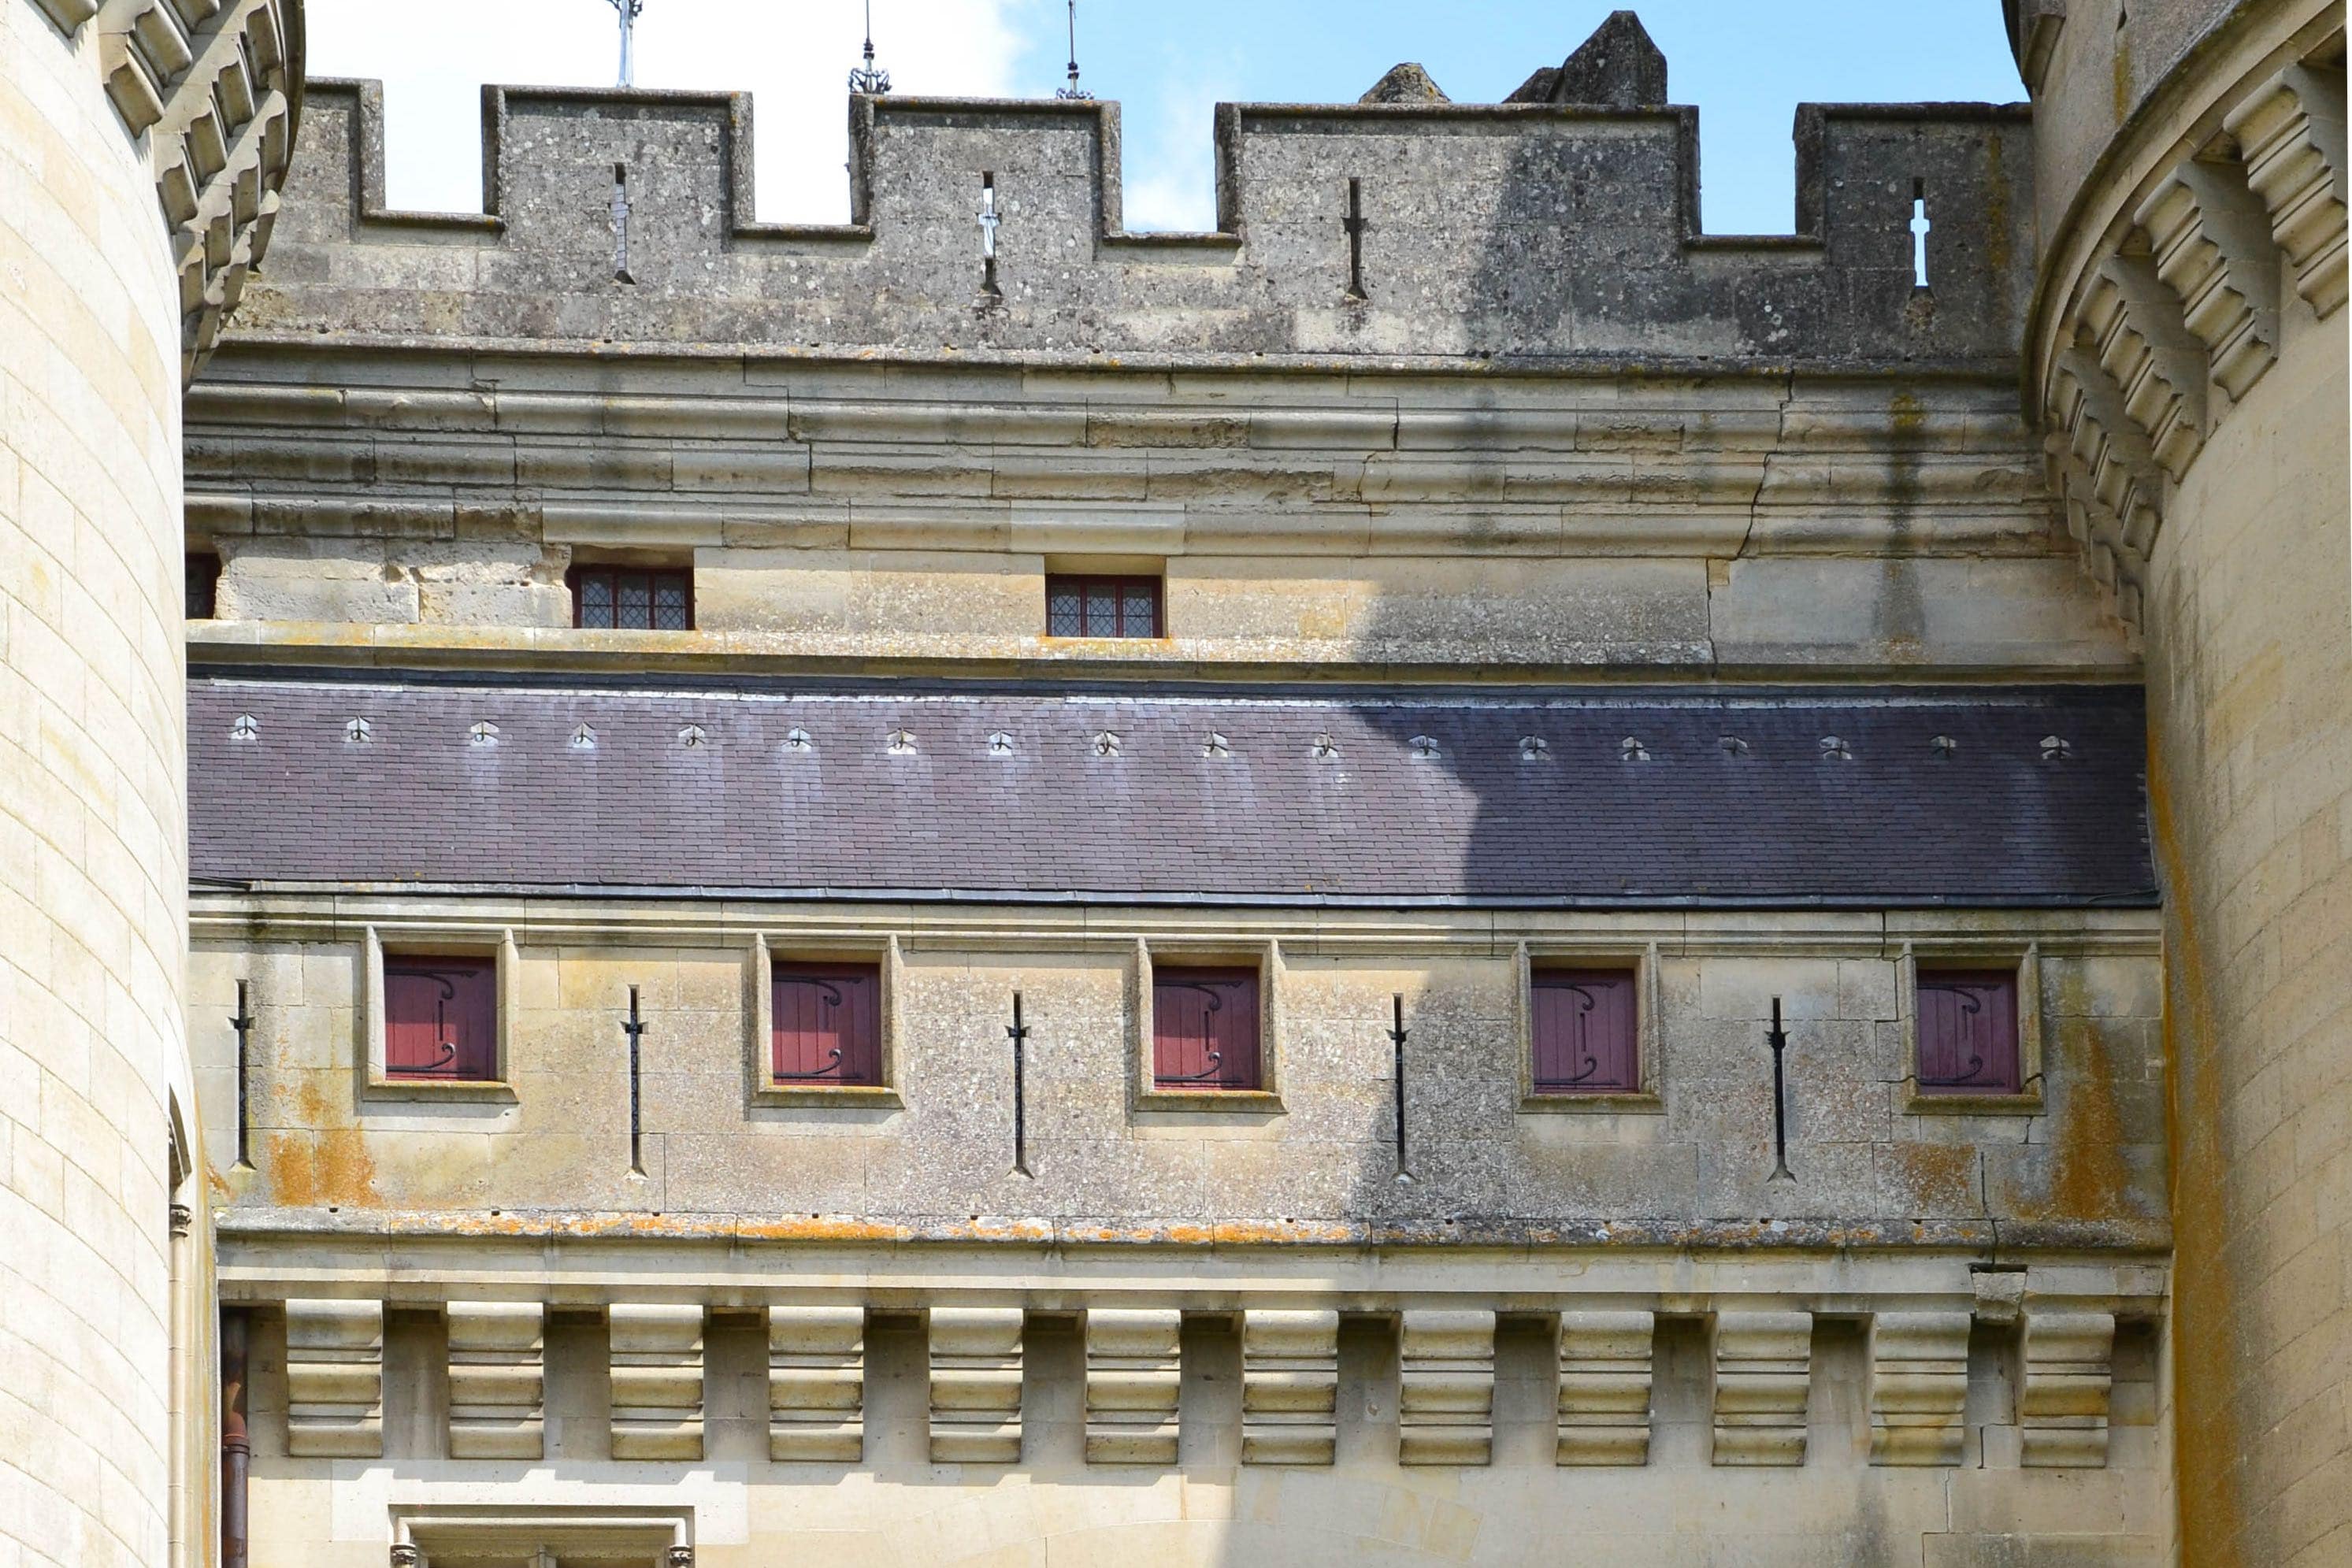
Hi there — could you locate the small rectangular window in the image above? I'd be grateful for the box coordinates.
[773,963,883,1087]
[1044,574,1160,639]
[383,957,499,1081]
[186,553,221,621]
[1152,966,1259,1090]
[571,565,694,631]
[1917,969,2022,1095]
[1530,969,1639,1094]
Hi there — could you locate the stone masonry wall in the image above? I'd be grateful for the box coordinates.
[182,358,2134,677]
[0,8,191,1568]
[189,902,2165,1245]
[233,81,2033,367]
[2143,246,2350,1568]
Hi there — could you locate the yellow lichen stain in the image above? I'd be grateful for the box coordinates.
[2111,26,2132,124]
[2149,725,2249,1567]
[259,1127,382,1210]
[2041,983,2130,1224]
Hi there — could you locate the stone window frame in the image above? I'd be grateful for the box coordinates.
[388,1502,695,1566]
[1898,940,2046,1115]
[746,932,906,1109]
[1515,939,1665,1114]
[1130,937,1285,1114]
[359,925,519,1103]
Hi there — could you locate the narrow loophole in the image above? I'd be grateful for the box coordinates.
[1909,178,1931,290]
[611,161,634,285]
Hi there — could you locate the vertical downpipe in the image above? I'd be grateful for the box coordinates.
[220,1310,250,1568]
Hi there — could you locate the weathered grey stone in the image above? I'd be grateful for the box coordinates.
[1508,10,1669,109]
[1360,62,1449,105]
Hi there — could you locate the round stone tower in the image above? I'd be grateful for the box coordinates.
[0,2,299,1564]
[2010,0,2348,1561]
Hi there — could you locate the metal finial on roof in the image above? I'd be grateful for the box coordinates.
[604,0,646,89]
[1056,0,1093,100]
[848,0,891,95]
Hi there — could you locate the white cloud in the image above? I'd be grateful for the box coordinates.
[1118,53,1241,233]
[303,0,1034,220]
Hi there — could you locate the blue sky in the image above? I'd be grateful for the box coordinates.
[310,0,2024,235]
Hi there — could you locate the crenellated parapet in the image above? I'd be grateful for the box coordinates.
[230,76,2035,369]
[35,0,304,378]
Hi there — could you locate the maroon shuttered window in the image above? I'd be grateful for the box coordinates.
[1530,970,1639,1094]
[1046,575,1161,639]
[571,565,694,631]
[384,957,499,1081]
[773,964,884,1087]
[1152,966,1260,1090]
[1917,969,2022,1094]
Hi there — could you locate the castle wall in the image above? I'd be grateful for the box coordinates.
[192,895,2172,1568]
[0,9,191,1568]
[2143,254,2350,1566]
[2011,1,2350,1559]
[175,23,2195,1568]
[182,358,2132,678]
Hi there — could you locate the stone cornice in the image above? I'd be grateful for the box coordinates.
[2029,20,2345,628]
[34,0,306,380]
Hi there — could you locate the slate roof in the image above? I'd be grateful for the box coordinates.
[187,677,2157,907]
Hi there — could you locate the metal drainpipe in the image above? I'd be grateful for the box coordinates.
[221,1310,250,1568]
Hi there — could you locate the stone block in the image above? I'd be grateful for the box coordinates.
[1081,1307,1182,1466]
[2020,1309,2114,1468]
[1869,1310,1971,1466]
[1240,1308,1338,1466]
[1398,1309,1494,1466]
[1556,1309,1654,1466]
[929,1306,1024,1464]
[767,1303,866,1463]
[1714,1310,1812,1466]
[284,1298,384,1458]
[445,1300,544,1459]
[607,1303,705,1461]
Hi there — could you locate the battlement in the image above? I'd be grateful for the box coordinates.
[232,54,2035,369]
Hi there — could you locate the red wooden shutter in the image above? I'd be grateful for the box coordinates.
[1530,970,1638,1093]
[1916,970,2020,1093]
[384,958,498,1080]
[1152,966,1260,1090]
[773,964,883,1086]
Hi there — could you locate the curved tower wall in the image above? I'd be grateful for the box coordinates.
[1,9,191,1568]
[2016,2,2350,1561]
[0,2,299,1564]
